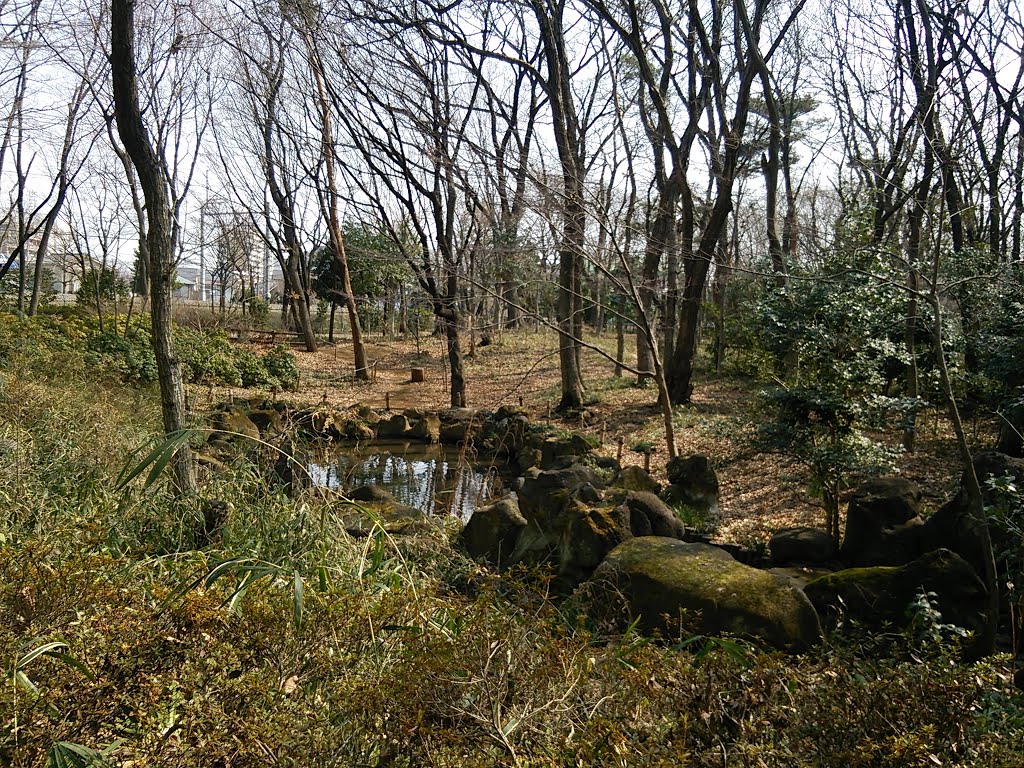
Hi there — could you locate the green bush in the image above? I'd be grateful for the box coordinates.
[76,267,129,307]
[247,297,270,328]
[234,348,273,388]
[175,327,242,387]
[84,329,158,385]
[262,345,299,389]
[0,312,82,375]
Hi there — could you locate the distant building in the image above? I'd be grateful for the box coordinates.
[176,259,285,305]
[0,231,81,297]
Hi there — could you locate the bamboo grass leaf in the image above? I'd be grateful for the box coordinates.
[17,640,70,668]
[115,430,192,492]
[292,570,304,631]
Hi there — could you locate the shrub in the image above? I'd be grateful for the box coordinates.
[262,345,299,389]
[234,348,273,388]
[84,329,158,385]
[76,267,129,307]
[247,296,270,328]
[175,327,242,387]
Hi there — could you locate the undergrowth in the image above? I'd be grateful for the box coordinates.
[1,326,1022,766]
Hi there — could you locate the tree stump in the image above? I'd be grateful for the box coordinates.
[411,367,425,383]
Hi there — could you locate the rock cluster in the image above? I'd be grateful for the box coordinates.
[206,398,1020,658]
[770,452,1024,652]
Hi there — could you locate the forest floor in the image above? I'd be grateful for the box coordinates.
[201,326,993,547]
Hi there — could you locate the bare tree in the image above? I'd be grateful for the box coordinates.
[110,0,197,494]
[213,1,319,350]
[329,17,486,407]
[282,1,369,374]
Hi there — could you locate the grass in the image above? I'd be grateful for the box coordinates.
[1,314,1022,766]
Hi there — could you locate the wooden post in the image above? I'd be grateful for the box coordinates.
[385,391,390,411]
[644,450,651,474]
[616,437,624,464]
[518,395,523,407]
[411,367,425,383]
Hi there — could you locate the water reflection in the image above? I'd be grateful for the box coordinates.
[308,441,503,521]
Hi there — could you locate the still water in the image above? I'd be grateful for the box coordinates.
[307,441,504,521]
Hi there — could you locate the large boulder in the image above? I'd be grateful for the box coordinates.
[515,465,605,523]
[584,537,822,652]
[661,455,719,515]
[840,477,924,566]
[246,407,286,436]
[339,485,426,537]
[510,499,633,587]
[920,451,1024,581]
[407,412,441,442]
[771,527,838,566]
[805,549,988,643]
[439,407,480,444]
[337,418,375,441]
[376,413,412,439]
[290,407,337,440]
[459,497,527,567]
[540,433,599,469]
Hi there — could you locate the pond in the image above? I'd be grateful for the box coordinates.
[307,441,506,521]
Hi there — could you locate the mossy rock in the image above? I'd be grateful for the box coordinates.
[246,408,286,436]
[662,455,719,515]
[439,408,480,444]
[407,413,441,442]
[840,477,924,566]
[771,527,838,566]
[510,499,632,588]
[613,465,661,494]
[515,465,604,524]
[289,407,342,440]
[210,406,261,443]
[458,497,527,567]
[557,501,633,585]
[338,419,375,441]
[338,490,426,537]
[621,491,686,539]
[585,537,822,652]
[377,413,412,439]
[804,548,988,642]
[541,433,599,468]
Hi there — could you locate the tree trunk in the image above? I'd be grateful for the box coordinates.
[614,312,625,378]
[930,290,998,657]
[557,223,584,411]
[666,247,713,404]
[300,33,368,376]
[111,0,197,496]
[436,300,465,407]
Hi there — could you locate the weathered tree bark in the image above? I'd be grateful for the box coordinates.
[110,0,197,495]
[531,0,585,412]
[259,75,317,352]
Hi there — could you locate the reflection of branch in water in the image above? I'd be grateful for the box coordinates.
[313,446,502,517]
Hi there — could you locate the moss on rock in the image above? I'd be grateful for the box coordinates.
[587,537,822,651]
